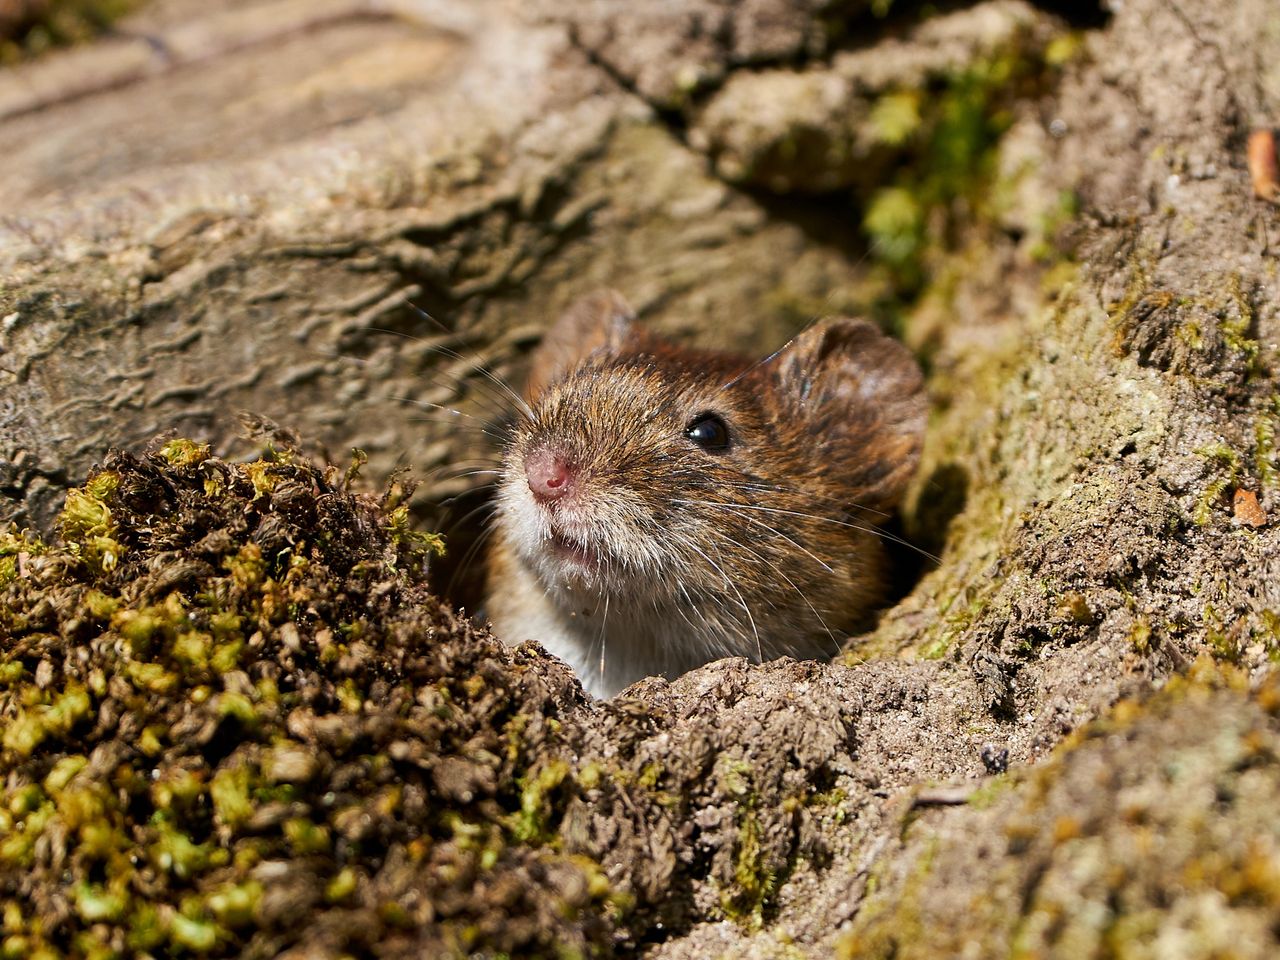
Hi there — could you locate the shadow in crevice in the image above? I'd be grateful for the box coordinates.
[423,483,500,618]
[825,0,1111,58]
[907,462,971,564]
[873,464,969,621]
[879,511,938,610]
[1027,0,1110,28]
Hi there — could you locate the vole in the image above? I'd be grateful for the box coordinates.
[485,290,926,698]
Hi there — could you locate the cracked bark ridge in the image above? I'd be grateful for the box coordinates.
[543,0,870,109]
[687,1,1062,193]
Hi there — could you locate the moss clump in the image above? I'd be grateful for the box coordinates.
[1253,396,1280,491]
[724,803,777,930]
[1193,442,1241,525]
[863,45,1067,307]
[0,0,143,66]
[712,758,782,929]
[58,470,124,574]
[0,437,614,958]
[0,530,43,587]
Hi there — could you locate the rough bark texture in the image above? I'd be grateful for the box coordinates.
[4,0,1280,956]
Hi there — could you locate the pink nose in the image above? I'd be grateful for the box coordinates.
[525,449,575,502]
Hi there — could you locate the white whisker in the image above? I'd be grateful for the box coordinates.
[393,302,538,422]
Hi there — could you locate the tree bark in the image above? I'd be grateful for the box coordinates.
[4,0,1280,955]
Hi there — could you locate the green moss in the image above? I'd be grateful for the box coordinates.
[1193,443,1241,525]
[807,787,848,811]
[966,774,1014,810]
[83,589,119,619]
[1260,610,1280,662]
[912,584,994,662]
[1222,273,1262,376]
[1043,31,1085,67]
[0,530,42,587]
[869,91,922,146]
[1127,617,1152,655]
[865,187,924,269]
[4,684,91,758]
[1203,603,1241,663]
[862,48,1043,300]
[152,820,221,879]
[722,803,776,931]
[126,660,178,693]
[335,679,363,714]
[841,669,1280,957]
[169,912,222,953]
[0,0,144,66]
[205,881,261,929]
[7,783,45,817]
[223,544,265,592]
[384,503,446,561]
[1028,190,1081,263]
[159,439,211,468]
[43,755,87,792]
[210,764,254,830]
[59,472,124,574]
[511,760,570,843]
[575,762,602,791]
[0,802,52,867]
[1254,397,1280,491]
[114,606,168,651]
[1058,592,1094,625]
[711,758,781,929]
[215,691,258,727]
[239,461,279,501]
[73,882,128,924]
[151,768,204,812]
[1104,256,1159,351]
[0,439,617,956]
[636,762,662,790]
[325,868,358,904]
[283,817,331,856]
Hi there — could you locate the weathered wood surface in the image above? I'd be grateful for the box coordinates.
[4,0,1280,955]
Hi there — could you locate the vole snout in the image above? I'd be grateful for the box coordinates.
[524,447,576,504]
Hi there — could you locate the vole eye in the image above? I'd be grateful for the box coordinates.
[685,413,731,452]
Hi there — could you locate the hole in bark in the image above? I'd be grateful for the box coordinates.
[880,512,937,608]
[1027,0,1110,28]
[909,462,970,561]
[425,484,496,618]
[823,0,1111,56]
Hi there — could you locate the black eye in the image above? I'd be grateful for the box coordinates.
[685,413,731,452]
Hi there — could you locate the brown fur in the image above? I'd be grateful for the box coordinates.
[486,290,926,697]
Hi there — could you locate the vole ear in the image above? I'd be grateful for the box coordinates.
[775,318,926,510]
[524,290,636,402]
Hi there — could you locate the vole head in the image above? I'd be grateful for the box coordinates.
[495,290,926,657]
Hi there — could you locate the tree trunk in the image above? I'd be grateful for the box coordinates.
[4,0,1280,955]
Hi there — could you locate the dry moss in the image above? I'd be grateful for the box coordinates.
[0,438,614,958]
